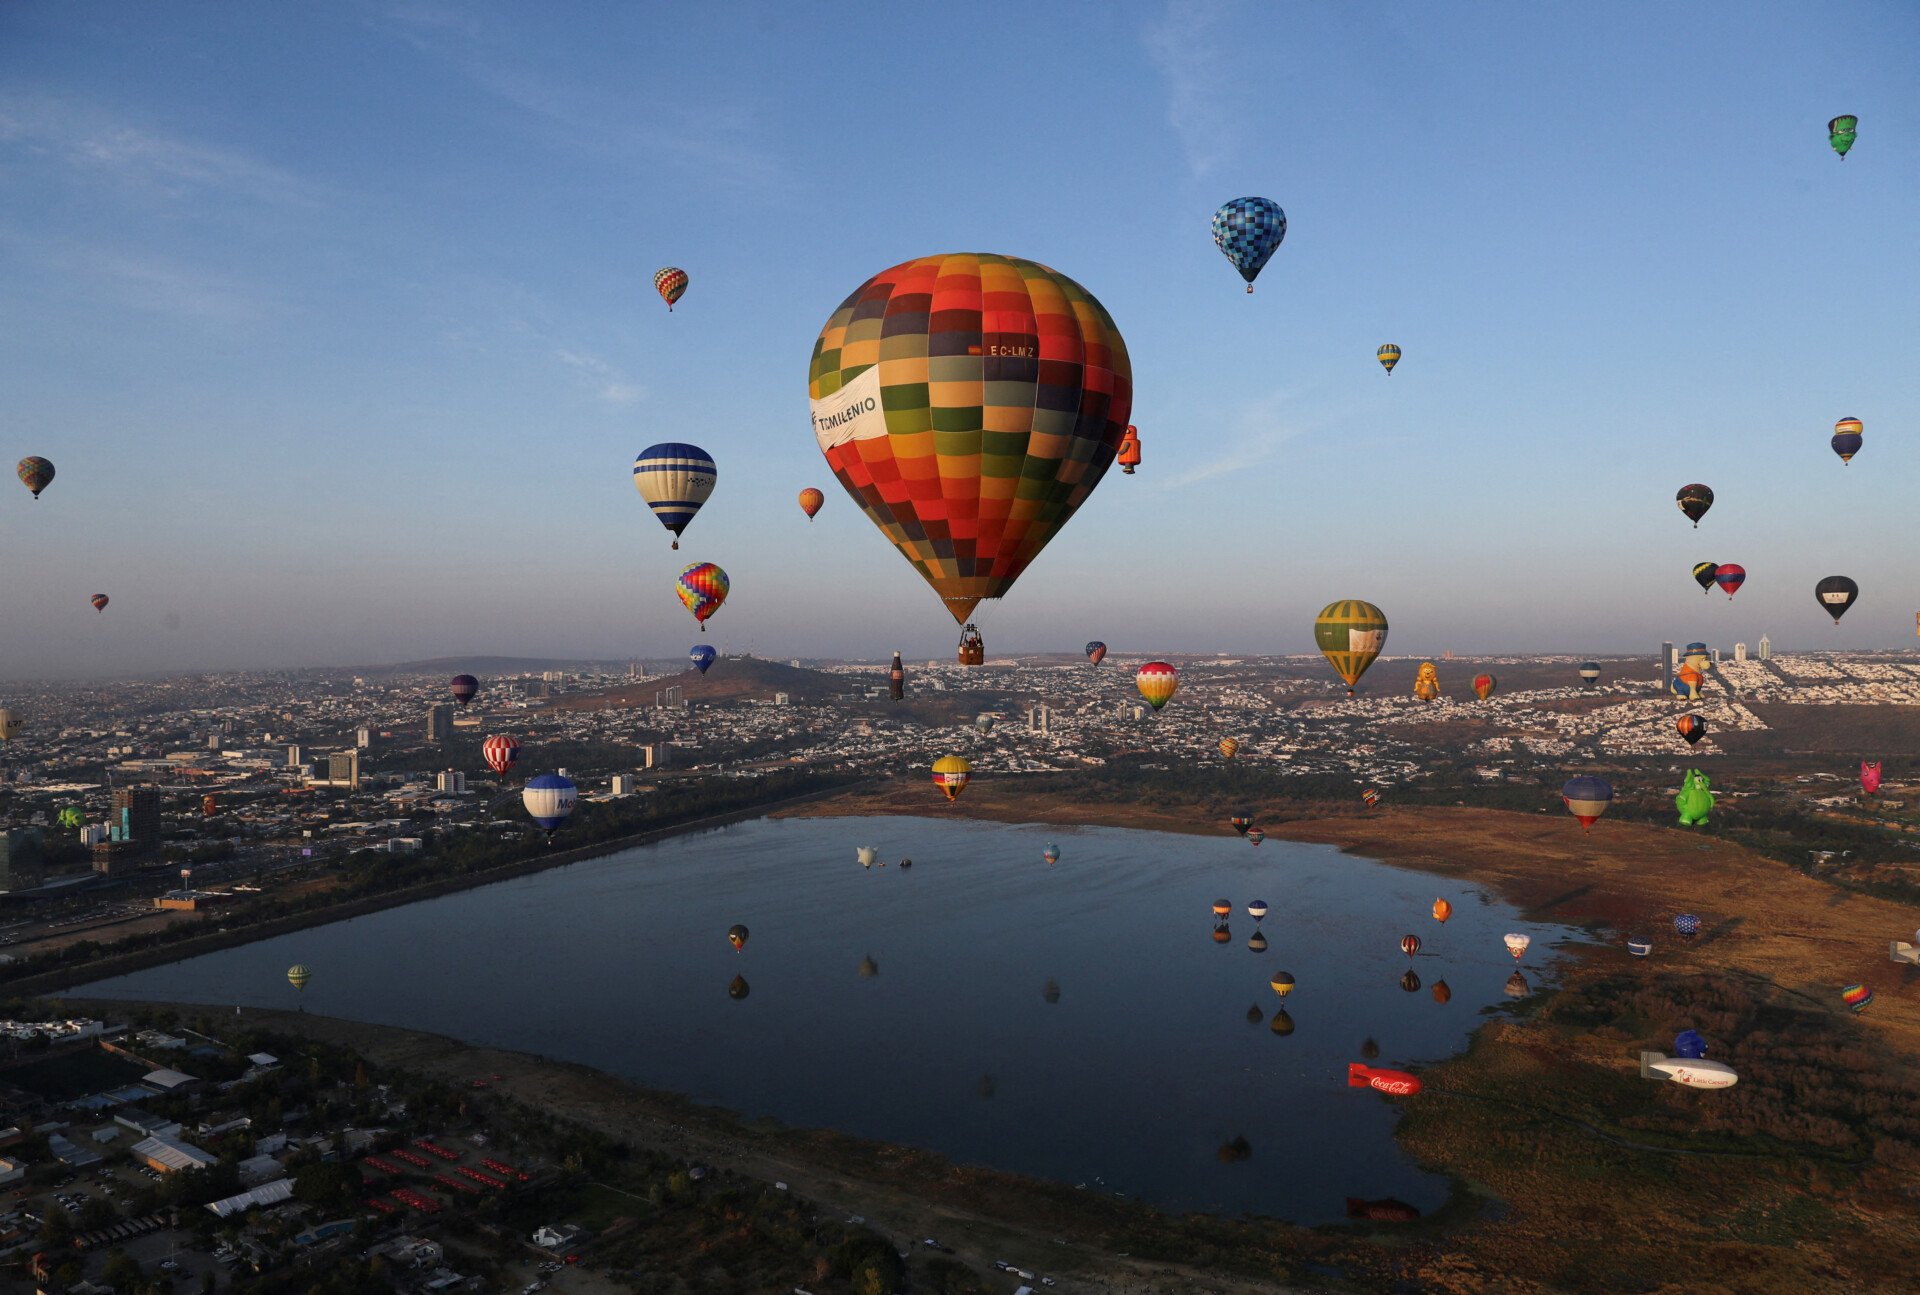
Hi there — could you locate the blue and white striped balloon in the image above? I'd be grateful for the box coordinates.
[633,443,716,549]
[522,773,578,833]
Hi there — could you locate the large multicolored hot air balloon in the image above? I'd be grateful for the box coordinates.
[1472,673,1496,701]
[1136,661,1178,710]
[1841,983,1873,1013]
[482,734,520,777]
[1413,662,1440,702]
[1362,787,1381,807]
[689,644,717,675]
[809,254,1131,628]
[1677,714,1707,747]
[1085,641,1107,665]
[1713,564,1746,599]
[1815,576,1859,624]
[522,773,578,838]
[1562,775,1614,831]
[1377,344,1400,376]
[287,964,311,992]
[1861,761,1882,795]
[1315,601,1388,696]
[1831,417,1862,465]
[633,444,716,550]
[797,487,824,520]
[653,266,688,310]
[1692,562,1720,595]
[1676,484,1713,528]
[89,594,108,614]
[1219,737,1240,760]
[16,456,54,499]
[1211,197,1286,292]
[449,674,479,707]
[931,755,972,801]
[1828,115,1858,159]
[676,562,728,630]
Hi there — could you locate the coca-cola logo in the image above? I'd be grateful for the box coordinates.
[1371,1077,1420,1095]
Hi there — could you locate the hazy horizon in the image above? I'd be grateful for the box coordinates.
[4,2,1915,679]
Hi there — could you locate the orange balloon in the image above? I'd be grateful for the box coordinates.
[798,487,824,519]
[1432,898,1452,923]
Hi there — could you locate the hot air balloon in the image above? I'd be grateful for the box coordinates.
[1376,344,1400,375]
[1399,969,1422,993]
[1677,714,1707,747]
[974,713,995,735]
[729,974,750,1000]
[1247,828,1265,845]
[1431,980,1452,1005]
[797,487,824,520]
[633,444,716,550]
[1229,815,1252,836]
[522,773,578,839]
[56,806,82,829]
[1400,934,1421,958]
[1212,899,1232,919]
[1815,576,1859,624]
[1562,775,1614,831]
[1362,787,1381,807]
[1085,641,1107,665]
[1413,662,1440,702]
[1580,661,1601,683]
[1219,737,1240,760]
[1709,565,1745,599]
[653,266,688,310]
[931,755,972,801]
[16,456,53,499]
[287,965,311,992]
[1861,761,1882,795]
[1676,484,1714,527]
[676,562,729,630]
[1270,971,1295,998]
[1683,642,1710,674]
[1316,601,1388,695]
[1042,842,1061,866]
[1692,562,1720,594]
[1432,898,1452,923]
[1472,673,1496,701]
[1504,933,1531,961]
[1674,913,1701,938]
[727,924,749,952]
[0,709,21,741]
[809,255,1131,629]
[1675,666,1705,700]
[1242,900,1269,924]
[689,644,717,674]
[1136,661,1178,710]
[1829,114,1858,158]
[1212,924,1232,944]
[1247,930,1268,953]
[1117,424,1141,474]
[1832,417,1863,465]
[1211,197,1287,292]
[1841,983,1873,1013]
[856,845,880,869]
[482,735,520,777]
[1673,1029,1707,1059]
[449,674,479,707]
[1504,971,1530,999]
[89,594,108,613]
[1269,1009,1295,1036]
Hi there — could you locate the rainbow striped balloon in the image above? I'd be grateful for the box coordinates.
[653,266,688,310]
[1136,661,1179,710]
[676,562,729,630]
[1841,983,1873,1013]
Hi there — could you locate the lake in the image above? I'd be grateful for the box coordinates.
[71,815,1580,1223]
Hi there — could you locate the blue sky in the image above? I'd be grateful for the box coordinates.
[2,1,1915,676]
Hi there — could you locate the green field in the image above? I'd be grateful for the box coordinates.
[1,1045,148,1102]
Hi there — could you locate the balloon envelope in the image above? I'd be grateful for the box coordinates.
[634,444,717,546]
[1084,641,1107,664]
[808,254,1132,625]
[1504,933,1531,960]
[1376,343,1400,375]
[1136,661,1178,710]
[1676,484,1713,527]
[689,644,717,674]
[449,674,479,706]
[522,774,578,831]
[1472,672,1496,701]
[931,755,972,801]
[1432,898,1452,923]
[1692,562,1720,594]
[1315,601,1389,695]
[16,456,54,498]
[287,965,311,991]
[1673,1029,1707,1059]
[797,487,824,519]
[1713,565,1746,598]
[676,562,729,627]
[653,266,688,309]
[1815,575,1858,623]
[481,735,520,776]
[90,594,109,613]
[1828,114,1857,158]
[1211,197,1287,289]
[1562,775,1615,830]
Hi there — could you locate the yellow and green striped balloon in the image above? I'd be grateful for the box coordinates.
[1315,601,1389,695]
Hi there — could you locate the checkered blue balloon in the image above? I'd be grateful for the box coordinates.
[1211,196,1287,287]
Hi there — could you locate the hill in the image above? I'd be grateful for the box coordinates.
[543,655,851,710]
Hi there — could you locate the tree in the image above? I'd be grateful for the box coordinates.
[39,1203,72,1247]
[102,1248,143,1289]
[78,1194,119,1230]
[292,1160,364,1211]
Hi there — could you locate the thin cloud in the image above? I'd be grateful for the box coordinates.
[1158,388,1305,487]
[1144,0,1236,178]
[0,224,267,323]
[553,347,644,404]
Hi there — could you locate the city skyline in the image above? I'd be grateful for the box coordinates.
[3,2,1916,678]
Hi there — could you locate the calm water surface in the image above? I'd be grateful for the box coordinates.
[74,816,1581,1223]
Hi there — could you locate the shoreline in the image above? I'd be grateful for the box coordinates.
[23,778,869,1000]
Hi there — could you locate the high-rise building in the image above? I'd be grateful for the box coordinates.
[425,703,455,743]
[355,726,372,749]
[110,786,162,857]
[1660,642,1673,692]
[329,749,360,789]
[1758,634,1771,661]
[208,734,222,750]
[1711,648,1721,665]
[0,829,45,892]
[285,744,302,768]
[773,692,792,705]
[640,744,672,770]
[435,770,468,795]
[1733,642,1748,663]
[611,774,635,795]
